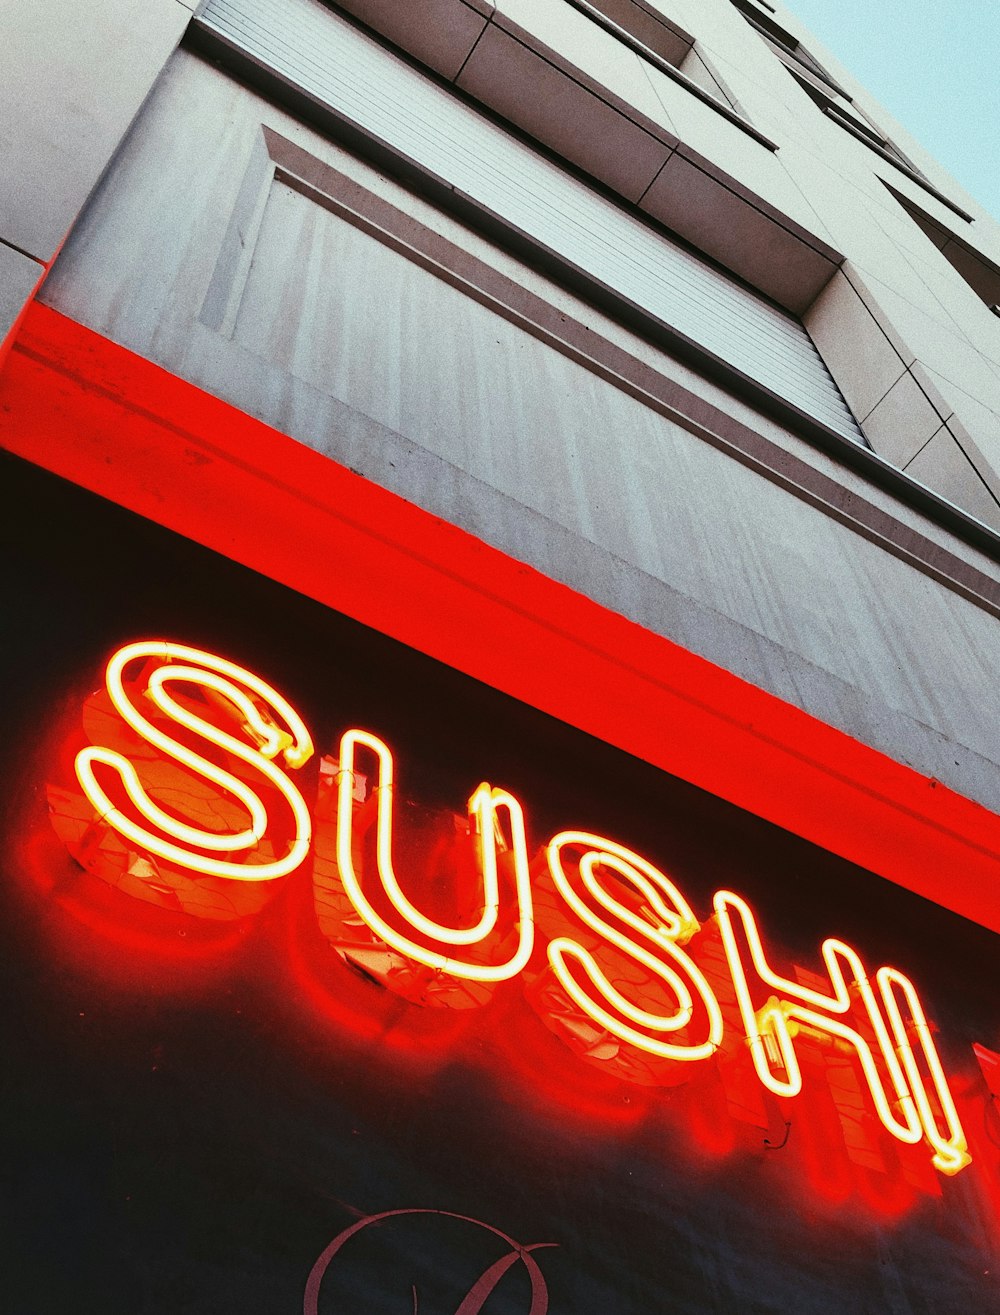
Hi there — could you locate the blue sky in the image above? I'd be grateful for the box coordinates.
[785,0,1000,222]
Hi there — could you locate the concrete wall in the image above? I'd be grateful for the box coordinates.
[331,0,1000,525]
[40,50,1000,811]
[0,0,190,354]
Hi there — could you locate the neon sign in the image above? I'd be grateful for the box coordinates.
[53,641,972,1175]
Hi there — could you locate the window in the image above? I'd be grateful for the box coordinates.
[887,185,1000,312]
[566,0,742,116]
[786,66,917,166]
[727,0,924,177]
[728,0,846,90]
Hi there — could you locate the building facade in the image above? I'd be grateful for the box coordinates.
[3,1,1000,1310]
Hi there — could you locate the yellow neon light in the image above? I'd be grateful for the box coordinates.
[545,832,723,1062]
[876,967,971,1176]
[334,729,534,982]
[714,890,970,1174]
[75,641,313,881]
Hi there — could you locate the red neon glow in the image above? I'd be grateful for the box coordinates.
[49,639,975,1177]
[544,831,723,1062]
[714,889,970,1175]
[334,729,535,983]
[74,641,314,881]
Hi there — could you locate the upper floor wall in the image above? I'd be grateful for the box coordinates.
[325,0,1000,526]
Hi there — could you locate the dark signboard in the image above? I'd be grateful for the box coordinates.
[3,452,1000,1313]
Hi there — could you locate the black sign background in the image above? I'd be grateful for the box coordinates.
[2,451,999,1313]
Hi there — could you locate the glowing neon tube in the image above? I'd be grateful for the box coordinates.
[75,641,313,881]
[334,728,534,982]
[876,967,970,1175]
[713,890,970,1173]
[545,832,723,1062]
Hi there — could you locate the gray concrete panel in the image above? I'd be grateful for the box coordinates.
[457,22,672,203]
[862,377,948,470]
[639,151,838,317]
[334,0,489,81]
[0,0,189,264]
[804,271,908,423]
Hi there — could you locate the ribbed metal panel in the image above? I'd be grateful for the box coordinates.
[196,0,862,441]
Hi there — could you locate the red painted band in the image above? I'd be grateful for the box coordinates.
[2,302,999,931]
